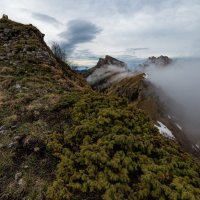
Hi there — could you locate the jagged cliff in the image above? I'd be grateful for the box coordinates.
[85,55,130,90]
[138,55,173,70]
[0,16,200,200]
[0,14,55,65]
[84,55,128,78]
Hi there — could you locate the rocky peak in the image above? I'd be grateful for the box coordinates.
[144,55,172,67]
[84,56,131,90]
[137,55,172,71]
[2,14,9,20]
[96,55,127,69]
[0,15,56,65]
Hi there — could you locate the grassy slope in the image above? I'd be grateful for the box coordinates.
[0,60,91,200]
[0,17,90,199]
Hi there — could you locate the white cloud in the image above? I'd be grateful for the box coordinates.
[0,0,200,65]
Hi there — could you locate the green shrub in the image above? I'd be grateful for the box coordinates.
[47,93,200,200]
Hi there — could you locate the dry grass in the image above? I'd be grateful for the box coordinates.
[0,91,5,106]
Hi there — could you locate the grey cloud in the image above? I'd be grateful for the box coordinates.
[117,56,145,68]
[59,19,101,54]
[32,12,62,26]
[146,58,200,142]
[131,48,149,51]
[3,0,200,62]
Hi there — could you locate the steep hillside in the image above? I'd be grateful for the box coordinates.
[0,15,89,199]
[0,16,200,200]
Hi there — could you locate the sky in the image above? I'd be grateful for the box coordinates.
[0,0,200,67]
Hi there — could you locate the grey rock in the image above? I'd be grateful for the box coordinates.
[2,14,9,20]
[7,52,13,57]
[18,178,27,188]
[4,28,11,34]
[15,84,21,89]
[14,136,21,141]
[26,51,33,55]
[0,56,6,60]
[0,126,8,135]
[15,172,22,182]
[34,147,40,152]
[8,141,18,148]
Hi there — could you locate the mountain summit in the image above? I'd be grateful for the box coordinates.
[0,14,56,65]
[84,55,130,90]
[96,55,127,68]
[84,55,128,78]
[137,55,173,71]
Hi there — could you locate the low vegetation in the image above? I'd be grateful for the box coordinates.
[47,92,200,200]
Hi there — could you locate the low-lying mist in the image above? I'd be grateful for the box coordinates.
[145,59,200,142]
[86,65,134,89]
[85,58,200,143]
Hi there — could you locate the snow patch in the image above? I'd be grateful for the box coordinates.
[143,73,148,79]
[175,123,182,130]
[192,144,200,151]
[154,121,175,140]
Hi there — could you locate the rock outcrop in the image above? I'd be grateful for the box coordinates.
[146,55,172,66]
[138,55,173,70]
[84,55,130,90]
[84,55,128,78]
[95,55,127,68]
[0,15,56,65]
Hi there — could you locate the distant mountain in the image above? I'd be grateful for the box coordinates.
[134,55,173,72]
[142,55,172,67]
[84,55,128,77]
[84,55,131,90]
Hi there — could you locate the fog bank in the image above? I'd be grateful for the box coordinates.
[146,59,200,141]
[86,64,134,89]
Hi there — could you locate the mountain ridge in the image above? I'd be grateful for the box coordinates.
[0,15,200,200]
[84,55,200,158]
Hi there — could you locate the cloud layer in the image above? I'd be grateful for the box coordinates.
[0,0,200,65]
[59,19,101,54]
[146,58,200,142]
[32,12,62,26]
